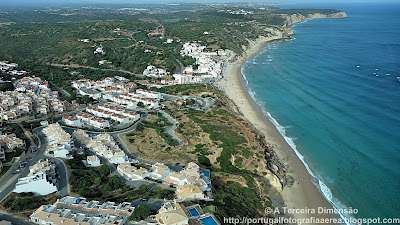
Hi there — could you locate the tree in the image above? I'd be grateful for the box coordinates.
[94,177,101,186]
[103,183,112,192]
[108,175,122,189]
[138,184,149,193]
[137,102,145,108]
[198,155,211,167]
[129,205,151,221]
[99,164,110,176]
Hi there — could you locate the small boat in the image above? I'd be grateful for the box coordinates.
[356,65,360,68]
[373,72,376,74]
[386,73,390,76]
[376,75,379,77]
[375,68,379,70]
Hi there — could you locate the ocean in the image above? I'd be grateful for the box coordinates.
[242,2,400,223]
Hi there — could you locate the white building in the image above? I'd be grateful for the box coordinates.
[87,155,101,167]
[62,115,83,127]
[13,159,57,196]
[30,196,134,225]
[150,163,171,180]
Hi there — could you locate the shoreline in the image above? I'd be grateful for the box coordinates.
[217,33,337,222]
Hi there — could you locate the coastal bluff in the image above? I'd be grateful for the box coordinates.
[283,11,349,27]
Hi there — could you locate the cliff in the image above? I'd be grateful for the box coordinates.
[283,11,348,27]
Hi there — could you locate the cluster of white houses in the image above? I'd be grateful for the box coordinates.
[0,61,19,72]
[181,43,225,75]
[63,104,140,129]
[13,159,58,196]
[30,196,135,225]
[0,76,65,121]
[104,88,162,108]
[43,123,74,159]
[143,65,168,78]
[73,130,132,164]
[163,163,209,190]
[71,77,134,100]
[117,161,210,202]
[0,133,25,169]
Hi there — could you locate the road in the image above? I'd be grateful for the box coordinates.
[49,81,70,97]
[131,199,164,211]
[161,93,214,111]
[9,107,85,124]
[50,63,142,78]
[158,110,182,146]
[0,127,69,203]
[0,211,33,225]
[36,128,69,197]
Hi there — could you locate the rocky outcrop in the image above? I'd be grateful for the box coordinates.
[257,134,294,188]
[283,11,348,27]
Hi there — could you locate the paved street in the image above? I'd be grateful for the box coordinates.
[36,129,69,197]
[0,211,33,225]
[0,127,69,203]
[131,199,164,211]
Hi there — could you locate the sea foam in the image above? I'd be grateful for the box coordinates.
[242,55,356,225]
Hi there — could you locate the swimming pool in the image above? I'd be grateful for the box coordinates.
[200,215,219,225]
[188,208,200,217]
[202,170,210,178]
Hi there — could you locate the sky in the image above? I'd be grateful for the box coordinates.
[0,0,398,8]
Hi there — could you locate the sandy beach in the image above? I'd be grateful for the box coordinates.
[217,34,337,223]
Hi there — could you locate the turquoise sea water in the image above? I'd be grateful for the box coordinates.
[242,3,400,222]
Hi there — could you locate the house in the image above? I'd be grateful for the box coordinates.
[175,184,206,201]
[79,87,101,99]
[117,163,137,180]
[62,115,83,127]
[156,202,189,225]
[0,133,25,150]
[150,163,171,180]
[46,143,72,159]
[89,117,110,129]
[87,155,101,167]
[76,113,93,123]
[42,123,74,151]
[109,151,128,164]
[162,162,210,192]
[111,114,130,124]
[13,159,57,196]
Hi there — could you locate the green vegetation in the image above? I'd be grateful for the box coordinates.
[129,205,151,221]
[2,192,59,212]
[68,154,124,199]
[142,114,179,146]
[67,154,174,201]
[212,177,271,220]
[0,82,14,91]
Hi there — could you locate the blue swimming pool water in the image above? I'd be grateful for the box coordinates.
[200,216,218,225]
[201,170,210,178]
[188,208,200,217]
